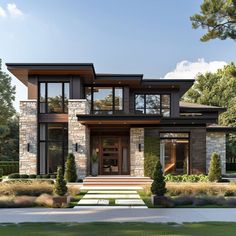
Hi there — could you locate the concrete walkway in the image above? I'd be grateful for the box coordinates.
[1,208,236,223]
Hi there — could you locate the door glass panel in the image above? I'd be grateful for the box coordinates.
[122,147,128,173]
[48,142,63,174]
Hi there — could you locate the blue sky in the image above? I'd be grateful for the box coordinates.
[0,0,235,110]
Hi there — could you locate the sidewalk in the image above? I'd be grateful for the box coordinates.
[1,208,236,223]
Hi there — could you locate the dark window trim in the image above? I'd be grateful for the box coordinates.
[85,86,124,114]
[38,123,68,174]
[38,81,70,114]
[134,93,171,116]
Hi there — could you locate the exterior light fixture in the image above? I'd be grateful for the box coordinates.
[138,143,144,152]
[75,143,78,152]
[27,143,30,152]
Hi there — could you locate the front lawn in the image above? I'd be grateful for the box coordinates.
[0,222,236,236]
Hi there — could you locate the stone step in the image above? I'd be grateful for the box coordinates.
[80,186,143,191]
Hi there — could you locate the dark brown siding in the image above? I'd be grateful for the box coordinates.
[123,86,130,114]
[39,114,68,123]
[145,126,206,174]
[28,76,38,99]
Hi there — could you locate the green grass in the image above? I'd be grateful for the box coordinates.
[0,222,236,236]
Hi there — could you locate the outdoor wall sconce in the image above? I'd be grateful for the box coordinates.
[27,143,30,152]
[75,143,78,152]
[138,143,144,152]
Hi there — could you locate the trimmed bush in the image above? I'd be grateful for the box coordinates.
[165,174,209,183]
[54,167,67,196]
[64,153,77,182]
[50,174,56,179]
[0,168,3,178]
[151,160,167,196]
[208,152,222,182]
[29,174,36,179]
[144,136,160,178]
[42,174,50,179]
[8,173,20,179]
[36,175,42,179]
[20,174,29,179]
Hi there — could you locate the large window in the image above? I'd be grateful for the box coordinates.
[135,94,170,117]
[39,123,68,174]
[160,133,190,175]
[39,82,70,113]
[85,87,123,114]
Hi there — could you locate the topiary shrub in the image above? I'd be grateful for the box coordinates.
[8,173,20,179]
[20,174,29,179]
[208,152,222,182]
[151,160,167,196]
[144,136,160,178]
[54,167,67,196]
[36,175,42,179]
[29,174,36,179]
[42,174,50,179]
[64,153,77,182]
[0,168,3,178]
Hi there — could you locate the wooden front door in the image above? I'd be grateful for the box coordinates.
[91,135,130,175]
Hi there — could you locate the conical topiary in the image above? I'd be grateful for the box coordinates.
[151,160,167,196]
[64,153,77,182]
[54,166,68,196]
[208,152,222,182]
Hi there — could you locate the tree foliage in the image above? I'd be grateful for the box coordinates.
[151,160,167,196]
[54,167,68,196]
[0,59,15,125]
[190,0,236,41]
[64,153,77,182]
[208,152,222,182]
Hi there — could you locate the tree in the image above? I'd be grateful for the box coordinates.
[64,153,77,182]
[208,152,222,182]
[151,160,167,196]
[0,59,15,125]
[54,167,67,196]
[190,0,236,42]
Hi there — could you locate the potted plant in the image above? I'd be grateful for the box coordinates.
[91,153,98,176]
[52,166,70,207]
[151,160,167,206]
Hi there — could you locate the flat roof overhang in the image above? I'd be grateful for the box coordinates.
[206,127,236,132]
[76,115,162,125]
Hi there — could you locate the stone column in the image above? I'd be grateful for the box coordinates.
[68,99,90,179]
[19,100,37,175]
[206,132,226,175]
[130,128,144,176]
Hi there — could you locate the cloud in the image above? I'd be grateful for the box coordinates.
[0,3,24,18]
[0,6,6,18]
[162,58,227,80]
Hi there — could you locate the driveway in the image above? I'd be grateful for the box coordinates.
[1,208,236,223]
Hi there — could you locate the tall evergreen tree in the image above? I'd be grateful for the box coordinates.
[54,167,68,196]
[208,152,222,182]
[64,153,77,182]
[191,0,236,42]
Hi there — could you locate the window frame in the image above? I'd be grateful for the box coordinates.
[134,93,171,116]
[38,81,70,114]
[85,86,124,115]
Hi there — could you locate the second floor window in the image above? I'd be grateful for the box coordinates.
[135,94,170,117]
[39,82,70,114]
[85,87,123,114]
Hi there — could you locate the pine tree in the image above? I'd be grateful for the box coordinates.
[151,160,167,196]
[54,167,67,196]
[208,152,222,182]
[64,153,77,182]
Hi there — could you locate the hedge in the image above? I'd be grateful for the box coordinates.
[0,161,19,175]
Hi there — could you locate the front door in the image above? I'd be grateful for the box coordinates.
[91,135,130,175]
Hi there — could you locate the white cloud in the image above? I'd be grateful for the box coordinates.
[0,6,6,18]
[162,58,227,80]
[7,3,23,17]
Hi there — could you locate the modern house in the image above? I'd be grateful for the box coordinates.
[6,63,229,178]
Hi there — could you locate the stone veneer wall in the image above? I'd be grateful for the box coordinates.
[19,100,37,174]
[206,132,226,175]
[130,128,144,176]
[68,99,90,178]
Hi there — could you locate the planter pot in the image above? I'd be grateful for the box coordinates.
[91,162,98,176]
[52,196,70,207]
[151,195,174,207]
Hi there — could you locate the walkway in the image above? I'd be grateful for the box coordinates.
[1,208,236,223]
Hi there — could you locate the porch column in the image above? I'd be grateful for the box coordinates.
[19,100,37,174]
[68,99,90,179]
[206,132,226,175]
[130,128,144,176]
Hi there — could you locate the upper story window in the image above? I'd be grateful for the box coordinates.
[135,94,170,117]
[85,87,123,114]
[39,82,70,114]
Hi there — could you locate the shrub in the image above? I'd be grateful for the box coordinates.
[225,198,236,206]
[36,175,42,179]
[29,174,36,179]
[0,168,3,178]
[165,174,208,183]
[20,174,29,179]
[208,152,221,182]
[151,160,166,196]
[42,174,50,179]
[0,181,53,196]
[8,173,20,179]
[13,196,36,207]
[64,153,77,182]
[54,167,67,196]
[174,196,194,206]
[50,174,56,179]
[35,194,54,207]
[193,196,224,206]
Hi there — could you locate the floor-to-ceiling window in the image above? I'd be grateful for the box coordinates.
[39,123,68,174]
[160,133,190,174]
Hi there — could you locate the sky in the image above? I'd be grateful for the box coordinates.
[0,0,235,111]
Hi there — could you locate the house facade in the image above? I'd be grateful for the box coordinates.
[7,63,228,178]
